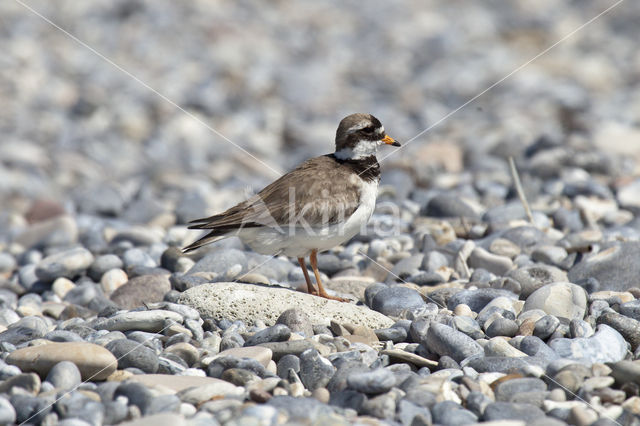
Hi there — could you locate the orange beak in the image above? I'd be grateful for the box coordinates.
[382,135,401,147]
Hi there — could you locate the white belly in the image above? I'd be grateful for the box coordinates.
[237,180,378,258]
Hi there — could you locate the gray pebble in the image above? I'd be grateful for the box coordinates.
[245,324,291,346]
[549,324,627,365]
[371,286,425,317]
[431,400,478,425]
[597,311,640,350]
[105,339,159,373]
[0,396,16,425]
[486,317,519,338]
[447,288,517,312]
[424,323,484,363]
[35,247,94,283]
[299,349,336,391]
[534,314,560,340]
[346,368,395,394]
[88,254,124,281]
[45,361,82,391]
[483,401,546,423]
[276,354,300,380]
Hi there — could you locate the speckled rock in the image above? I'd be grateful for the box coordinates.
[179,282,394,328]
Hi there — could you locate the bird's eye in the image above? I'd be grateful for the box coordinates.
[362,126,375,134]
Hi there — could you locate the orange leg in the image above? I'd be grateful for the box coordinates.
[298,257,317,295]
[309,249,348,302]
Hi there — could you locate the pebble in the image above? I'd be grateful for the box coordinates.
[35,247,94,283]
[508,264,568,298]
[569,242,640,291]
[92,310,184,333]
[596,311,640,350]
[245,324,291,346]
[424,323,484,362]
[468,247,513,275]
[110,274,171,309]
[105,339,159,373]
[346,368,395,394]
[523,282,588,320]
[275,308,314,337]
[45,361,82,391]
[370,286,425,316]
[549,324,627,365]
[483,401,546,422]
[299,349,336,391]
[447,288,518,312]
[100,268,129,294]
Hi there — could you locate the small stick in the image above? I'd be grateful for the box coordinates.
[508,156,535,225]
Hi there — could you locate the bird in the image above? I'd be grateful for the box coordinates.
[183,113,400,301]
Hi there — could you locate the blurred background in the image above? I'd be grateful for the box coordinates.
[1,0,639,236]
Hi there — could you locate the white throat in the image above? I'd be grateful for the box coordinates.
[334,140,380,160]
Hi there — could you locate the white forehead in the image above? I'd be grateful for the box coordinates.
[346,122,385,133]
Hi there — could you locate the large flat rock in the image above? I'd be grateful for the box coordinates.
[178,282,394,329]
[6,342,117,381]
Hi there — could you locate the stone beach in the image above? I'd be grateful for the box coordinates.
[2,0,640,425]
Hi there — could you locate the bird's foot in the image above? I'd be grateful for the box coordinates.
[316,291,350,303]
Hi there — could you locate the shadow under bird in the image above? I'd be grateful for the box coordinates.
[183,113,400,301]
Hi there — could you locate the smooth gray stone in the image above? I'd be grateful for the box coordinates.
[483,402,546,422]
[495,378,547,403]
[466,356,546,374]
[447,288,518,312]
[122,248,156,269]
[597,311,640,350]
[146,394,181,415]
[424,323,483,362]
[620,299,640,322]
[361,391,397,420]
[486,317,519,338]
[507,264,568,298]
[45,361,81,391]
[44,330,85,343]
[35,247,94,282]
[396,399,432,426]
[468,247,513,276]
[568,242,640,291]
[245,324,291,346]
[569,319,594,338]
[187,249,247,275]
[374,326,407,343]
[422,194,479,219]
[346,368,395,394]
[105,339,159,373]
[11,394,52,424]
[549,324,627,365]
[0,316,48,345]
[534,314,560,340]
[55,392,104,425]
[114,382,154,414]
[267,396,337,421]
[207,355,267,378]
[276,308,313,337]
[88,254,124,281]
[276,354,300,380]
[431,400,477,425]
[499,226,552,253]
[371,286,425,317]
[523,282,587,321]
[466,391,492,417]
[299,349,335,391]
[0,396,16,425]
[0,373,40,394]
